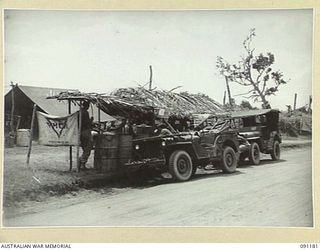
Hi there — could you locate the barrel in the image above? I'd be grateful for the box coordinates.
[118,134,132,166]
[16,129,30,147]
[94,134,133,173]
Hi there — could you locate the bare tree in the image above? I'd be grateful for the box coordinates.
[216,28,289,109]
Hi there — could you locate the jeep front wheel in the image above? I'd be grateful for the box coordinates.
[270,140,281,160]
[249,142,260,165]
[221,146,237,173]
[168,150,193,181]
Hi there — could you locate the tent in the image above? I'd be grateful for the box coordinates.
[4,85,115,138]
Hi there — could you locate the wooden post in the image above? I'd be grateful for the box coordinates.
[149,65,153,91]
[225,76,232,107]
[76,101,82,172]
[223,91,226,105]
[308,95,312,114]
[98,107,101,134]
[10,82,15,134]
[26,104,37,165]
[293,93,297,110]
[68,100,73,171]
[16,116,21,132]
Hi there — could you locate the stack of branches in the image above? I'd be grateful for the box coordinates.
[111,87,223,118]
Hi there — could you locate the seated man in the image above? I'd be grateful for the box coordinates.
[155,123,173,136]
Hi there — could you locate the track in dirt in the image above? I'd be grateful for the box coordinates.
[3,147,313,227]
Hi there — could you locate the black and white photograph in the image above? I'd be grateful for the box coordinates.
[2,9,313,228]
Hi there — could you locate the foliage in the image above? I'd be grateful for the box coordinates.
[216,28,289,108]
[239,100,257,110]
[279,112,312,136]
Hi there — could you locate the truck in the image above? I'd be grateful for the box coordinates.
[231,109,282,165]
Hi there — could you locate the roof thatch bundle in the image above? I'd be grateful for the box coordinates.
[111,87,223,118]
[48,87,223,121]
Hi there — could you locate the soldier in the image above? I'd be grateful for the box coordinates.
[79,101,93,170]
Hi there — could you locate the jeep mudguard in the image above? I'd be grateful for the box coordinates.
[222,139,238,153]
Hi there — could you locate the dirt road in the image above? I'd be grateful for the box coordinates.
[3,147,313,227]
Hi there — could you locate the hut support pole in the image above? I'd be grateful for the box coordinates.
[98,107,101,134]
[76,101,82,172]
[149,65,153,90]
[10,82,15,134]
[26,104,37,165]
[68,100,72,171]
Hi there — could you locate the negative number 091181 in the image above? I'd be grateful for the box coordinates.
[300,244,318,248]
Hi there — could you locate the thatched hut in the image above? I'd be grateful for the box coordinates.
[50,87,224,132]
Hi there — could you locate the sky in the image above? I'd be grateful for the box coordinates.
[4,9,313,110]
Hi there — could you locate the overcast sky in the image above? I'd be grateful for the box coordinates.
[4,9,313,110]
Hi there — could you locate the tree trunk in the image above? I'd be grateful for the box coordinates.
[260,94,271,109]
[252,81,271,109]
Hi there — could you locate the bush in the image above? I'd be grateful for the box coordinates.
[279,112,312,136]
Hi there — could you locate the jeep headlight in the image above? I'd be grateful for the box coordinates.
[161,141,166,147]
[135,144,140,150]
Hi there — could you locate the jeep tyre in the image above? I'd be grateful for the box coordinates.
[270,140,281,160]
[220,146,237,173]
[249,142,260,165]
[168,150,193,181]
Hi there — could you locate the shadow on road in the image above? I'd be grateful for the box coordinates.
[53,158,288,197]
[81,167,246,192]
[238,159,287,168]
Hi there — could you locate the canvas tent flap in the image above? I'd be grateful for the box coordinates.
[18,85,79,116]
[231,109,279,118]
[15,85,115,121]
[90,105,116,122]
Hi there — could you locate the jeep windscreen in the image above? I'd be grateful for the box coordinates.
[209,120,230,132]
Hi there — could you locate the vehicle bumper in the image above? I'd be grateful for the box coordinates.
[124,157,166,170]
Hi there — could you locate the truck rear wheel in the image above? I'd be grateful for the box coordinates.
[220,146,237,173]
[168,150,193,181]
[249,142,260,165]
[270,140,281,160]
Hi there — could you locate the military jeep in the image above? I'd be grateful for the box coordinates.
[124,120,240,182]
[231,109,282,165]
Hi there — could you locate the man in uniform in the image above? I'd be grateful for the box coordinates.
[79,101,93,170]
